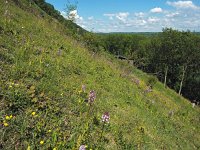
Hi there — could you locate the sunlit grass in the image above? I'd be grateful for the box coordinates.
[0,1,200,149]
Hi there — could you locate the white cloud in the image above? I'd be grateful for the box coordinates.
[69,10,81,20]
[148,17,160,23]
[166,12,180,17]
[134,12,145,17]
[60,10,88,30]
[116,12,129,22]
[104,12,129,22]
[101,4,200,32]
[139,20,147,25]
[88,16,94,20]
[150,7,163,13]
[60,10,83,21]
[167,1,200,9]
[104,13,115,20]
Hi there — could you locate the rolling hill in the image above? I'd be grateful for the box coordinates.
[0,0,199,149]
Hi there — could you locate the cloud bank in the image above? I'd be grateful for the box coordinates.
[61,1,200,32]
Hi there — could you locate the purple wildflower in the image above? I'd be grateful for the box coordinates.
[79,145,86,150]
[88,90,96,103]
[102,112,110,123]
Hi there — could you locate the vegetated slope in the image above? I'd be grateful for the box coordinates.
[0,1,199,149]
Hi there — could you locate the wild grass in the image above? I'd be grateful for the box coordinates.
[0,1,200,149]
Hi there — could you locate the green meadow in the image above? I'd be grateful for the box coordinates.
[0,0,199,149]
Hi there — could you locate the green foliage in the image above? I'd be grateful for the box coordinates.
[33,0,62,19]
[97,29,200,102]
[146,28,200,101]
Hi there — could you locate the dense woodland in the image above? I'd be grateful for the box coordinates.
[95,30,200,103]
[31,0,200,103]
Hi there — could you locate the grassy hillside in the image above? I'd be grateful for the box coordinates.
[0,0,200,149]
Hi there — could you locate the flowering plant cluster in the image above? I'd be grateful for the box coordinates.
[3,115,13,127]
[78,86,110,149]
[88,90,96,104]
[102,112,110,123]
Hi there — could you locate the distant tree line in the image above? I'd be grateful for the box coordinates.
[96,29,200,103]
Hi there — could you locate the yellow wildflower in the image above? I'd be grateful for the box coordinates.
[4,122,9,127]
[40,140,44,145]
[53,148,57,150]
[5,116,10,120]
[48,130,52,133]
[31,112,36,116]
[5,115,13,120]
[27,145,31,150]
[15,83,19,87]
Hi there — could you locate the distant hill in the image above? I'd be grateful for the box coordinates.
[0,0,199,149]
[99,32,160,36]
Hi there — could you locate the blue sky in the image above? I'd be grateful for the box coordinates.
[46,0,200,32]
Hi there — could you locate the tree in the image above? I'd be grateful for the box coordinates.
[65,0,78,22]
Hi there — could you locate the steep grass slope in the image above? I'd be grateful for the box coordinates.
[0,1,200,149]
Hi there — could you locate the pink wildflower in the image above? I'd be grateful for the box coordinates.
[88,90,96,103]
[102,112,110,123]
